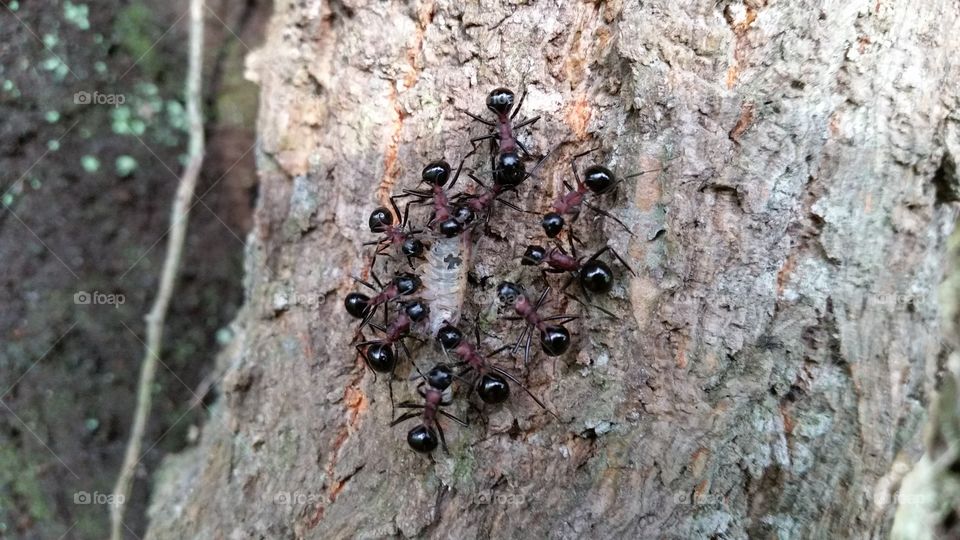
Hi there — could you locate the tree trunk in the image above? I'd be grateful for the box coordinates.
[146,0,960,538]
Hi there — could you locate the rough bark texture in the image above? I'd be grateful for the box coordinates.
[147,0,960,538]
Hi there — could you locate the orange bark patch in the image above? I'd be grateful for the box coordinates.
[726,66,739,89]
[728,102,755,142]
[725,7,758,89]
[305,360,368,530]
[565,95,592,140]
[691,447,710,477]
[776,253,797,295]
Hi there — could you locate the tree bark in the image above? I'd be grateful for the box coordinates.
[146,0,960,538]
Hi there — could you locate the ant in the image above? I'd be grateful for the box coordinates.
[542,148,662,239]
[354,299,429,414]
[364,199,425,270]
[466,87,540,187]
[436,322,558,418]
[497,282,577,366]
[344,272,421,328]
[400,151,475,237]
[391,364,468,454]
[520,243,637,316]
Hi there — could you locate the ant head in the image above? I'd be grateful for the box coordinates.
[404,299,430,322]
[521,245,547,266]
[425,364,454,390]
[486,87,515,116]
[477,373,510,404]
[583,165,616,195]
[344,292,371,319]
[393,273,421,296]
[541,212,565,238]
[493,151,525,187]
[438,217,464,237]
[453,205,476,226]
[407,425,439,453]
[540,325,571,356]
[422,160,451,187]
[580,259,614,294]
[436,324,463,350]
[363,343,396,373]
[401,237,425,257]
[368,207,394,233]
[497,281,523,304]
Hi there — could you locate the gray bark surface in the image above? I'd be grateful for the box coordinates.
[147,1,960,538]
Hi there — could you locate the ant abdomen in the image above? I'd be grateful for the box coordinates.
[363,343,396,373]
[344,292,371,319]
[541,213,565,238]
[477,373,510,404]
[421,160,452,187]
[401,237,425,258]
[368,207,394,233]
[540,325,571,356]
[583,165,617,195]
[579,259,614,294]
[407,425,439,453]
[493,151,525,187]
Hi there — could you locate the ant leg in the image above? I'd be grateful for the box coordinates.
[470,133,497,147]
[513,115,541,130]
[354,344,379,381]
[390,410,421,427]
[511,90,528,121]
[533,286,552,310]
[468,172,489,189]
[543,314,579,324]
[439,410,469,427]
[511,323,530,354]
[584,201,634,236]
[570,145,603,185]
[497,198,533,214]
[352,276,379,292]
[436,422,451,454]
[564,289,616,318]
[522,144,557,183]
[516,139,534,158]
[473,321,482,348]
[447,146,477,190]
[523,329,534,367]
[387,377,395,418]
[492,366,560,420]
[487,344,513,358]
[465,110,495,127]
[586,246,638,277]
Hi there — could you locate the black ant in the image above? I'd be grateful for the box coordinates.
[364,199,425,270]
[391,364,468,454]
[436,322,558,418]
[400,151,475,237]
[466,88,541,187]
[344,272,421,328]
[542,148,662,239]
[496,282,577,366]
[520,243,637,316]
[354,300,429,414]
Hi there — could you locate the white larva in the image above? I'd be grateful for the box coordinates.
[420,234,471,337]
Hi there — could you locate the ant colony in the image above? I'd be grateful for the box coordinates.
[344,87,651,454]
